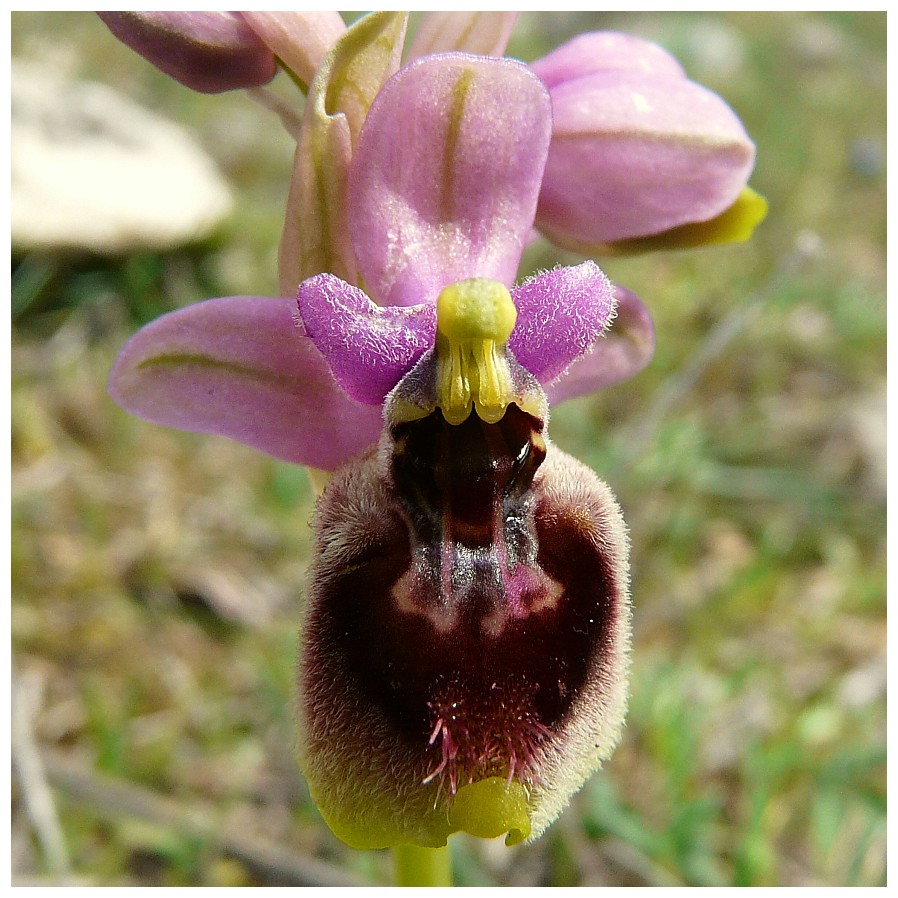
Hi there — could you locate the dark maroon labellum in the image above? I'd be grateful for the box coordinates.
[309,400,617,792]
[297,348,630,846]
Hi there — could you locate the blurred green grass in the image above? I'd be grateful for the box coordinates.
[11,11,885,887]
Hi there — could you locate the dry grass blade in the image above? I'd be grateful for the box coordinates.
[12,673,73,881]
[43,751,368,887]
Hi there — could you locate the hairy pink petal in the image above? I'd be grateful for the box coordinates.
[298,274,436,406]
[108,297,382,470]
[509,262,616,385]
[99,12,276,93]
[545,287,655,404]
[349,53,552,307]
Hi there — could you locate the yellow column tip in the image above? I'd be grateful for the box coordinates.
[435,279,517,425]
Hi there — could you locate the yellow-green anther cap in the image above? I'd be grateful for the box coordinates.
[435,278,518,425]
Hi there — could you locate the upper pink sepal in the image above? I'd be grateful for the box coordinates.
[348,53,552,307]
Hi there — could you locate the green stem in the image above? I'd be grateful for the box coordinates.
[392,844,452,887]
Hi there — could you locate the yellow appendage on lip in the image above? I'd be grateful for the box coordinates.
[449,777,532,846]
[435,278,517,425]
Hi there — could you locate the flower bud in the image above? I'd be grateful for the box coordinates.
[296,287,630,848]
[532,31,757,248]
[98,12,277,93]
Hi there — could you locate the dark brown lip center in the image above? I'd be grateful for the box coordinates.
[391,404,546,555]
[315,407,617,785]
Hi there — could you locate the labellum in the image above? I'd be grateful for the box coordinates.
[297,279,631,849]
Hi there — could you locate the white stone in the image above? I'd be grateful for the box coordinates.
[12,63,234,253]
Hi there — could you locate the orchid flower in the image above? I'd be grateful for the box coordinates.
[109,51,651,848]
[102,9,763,855]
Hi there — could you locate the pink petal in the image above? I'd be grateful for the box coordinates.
[99,12,277,93]
[297,274,436,406]
[531,30,686,89]
[407,12,518,59]
[544,287,655,404]
[349,53,552,307]
[108,297,382,471]
[509,261,616,384]
[240,11,346,88]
